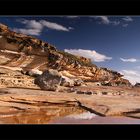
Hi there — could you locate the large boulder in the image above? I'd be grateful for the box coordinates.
[34,69,83,91]
[34,69,62,91]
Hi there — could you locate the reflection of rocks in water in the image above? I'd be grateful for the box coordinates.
[66,112,97,120]
[0,106,84,124]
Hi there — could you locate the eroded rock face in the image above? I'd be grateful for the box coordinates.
[101,78,132,87]
[0,23,132,87]
[134,83,140,87]
[22,69,43,77]
[0,67,37,88]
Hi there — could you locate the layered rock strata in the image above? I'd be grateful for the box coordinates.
[0,23,131,87]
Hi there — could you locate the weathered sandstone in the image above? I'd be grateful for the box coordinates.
[0,23,131,87]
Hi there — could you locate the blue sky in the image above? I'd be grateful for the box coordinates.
[0,16,140,84]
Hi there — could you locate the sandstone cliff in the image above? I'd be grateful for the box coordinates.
[0,23,131,86]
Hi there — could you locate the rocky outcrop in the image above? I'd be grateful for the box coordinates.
[134,83,140,87]
[0,67,37,88]
[34,69,83,91]
[0,23,132,87]
[101,77,132,87]
[34,69,62,91]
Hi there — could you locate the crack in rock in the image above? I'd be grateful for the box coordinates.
[74,98,107,117]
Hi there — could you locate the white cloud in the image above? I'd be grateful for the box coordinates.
[13,28,41,36]
[112,21,120,26]
[120,70,140,85]
[93,16,120,26]
[92,16,133,27]
[13,19,73,36]
[68,27,74,30]
[120,58,138,62]
[122,24,129,27]
[64,49,112,62]
[136,66,140,69]
[65,16,79,18]
[40,20,70,31]
[13,19,43,36]
[94,16,110,24]
[20,19,43,29]
[122,16,133,22]
[122,70,138,75]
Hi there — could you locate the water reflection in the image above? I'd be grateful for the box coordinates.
[50,112,140,124]
[66,112,97,120]
[0,106,84,124]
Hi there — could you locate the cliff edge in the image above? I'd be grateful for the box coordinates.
[0,23,131,87]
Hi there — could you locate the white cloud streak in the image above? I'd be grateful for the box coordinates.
[40,20,69,31]
[20,19,43,29]
[13,28,41,36]
[64,49,112,62]
[120,70,140,85]
[120,58,138,62]
[122,24,129,27]
[112,21,120,26]
[94,16,110,24]
[13,19,73,36]
[65,16,79,18]
[92,16,133,27]
[122,16,133,22]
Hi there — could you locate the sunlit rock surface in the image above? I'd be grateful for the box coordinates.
[0,23,139,124]
[0,23,131,86]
